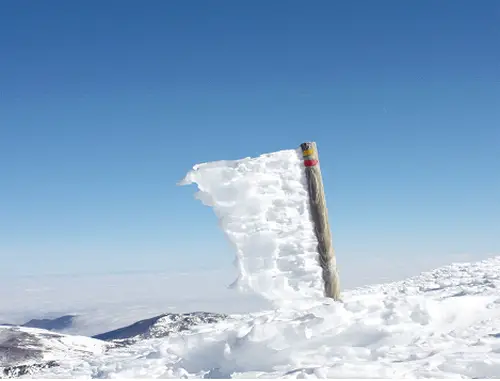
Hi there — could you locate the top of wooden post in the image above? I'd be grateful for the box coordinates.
[300,142,318,166]
[300,142,314,150]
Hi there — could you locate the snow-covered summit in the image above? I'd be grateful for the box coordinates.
[350,255,500,299]
[3,256,500,378]
[3,147,498,378]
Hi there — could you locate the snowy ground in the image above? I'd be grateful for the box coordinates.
[3,256,500,378]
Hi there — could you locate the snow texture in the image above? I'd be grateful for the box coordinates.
[0,325,108,377]
[4,257,500,378]
[180,148,324,302]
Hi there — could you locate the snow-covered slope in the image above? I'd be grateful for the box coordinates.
[3,257,500,378]
[0,325,108,378]
[93,312,228,343]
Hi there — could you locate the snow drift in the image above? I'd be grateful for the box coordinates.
[3,257,500,378]
[179,148,324,301]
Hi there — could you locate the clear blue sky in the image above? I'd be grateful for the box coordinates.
[1,0,499,278]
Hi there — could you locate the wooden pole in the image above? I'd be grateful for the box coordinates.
[300,142,340,301]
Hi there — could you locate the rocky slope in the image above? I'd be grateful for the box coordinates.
[0,311,228,378]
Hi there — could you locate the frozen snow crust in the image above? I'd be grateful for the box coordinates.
[5,256,500,378]
[180,148,324,301]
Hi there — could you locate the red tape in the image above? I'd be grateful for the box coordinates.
[304,159,318,167]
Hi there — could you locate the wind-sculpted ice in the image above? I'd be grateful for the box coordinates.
[180,148,323,302]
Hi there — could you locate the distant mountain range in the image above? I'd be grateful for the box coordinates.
[22,315,77,331]
[0,311,228,378]
[2,315,77,332]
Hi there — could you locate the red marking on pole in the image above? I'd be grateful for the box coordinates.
[304,159,318,167]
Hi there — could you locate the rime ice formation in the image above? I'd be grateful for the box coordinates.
[179,148,324,301]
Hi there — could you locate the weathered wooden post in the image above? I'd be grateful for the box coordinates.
[300,142,340,301]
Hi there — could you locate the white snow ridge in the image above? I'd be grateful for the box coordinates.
[180,148,324,302]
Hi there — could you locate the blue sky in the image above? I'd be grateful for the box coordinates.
[1,0,499,278]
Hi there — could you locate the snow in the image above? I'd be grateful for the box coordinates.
[3,147,500,378]
[0,325,108,368]
[4,257,500,378]
[180,148,324,302]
